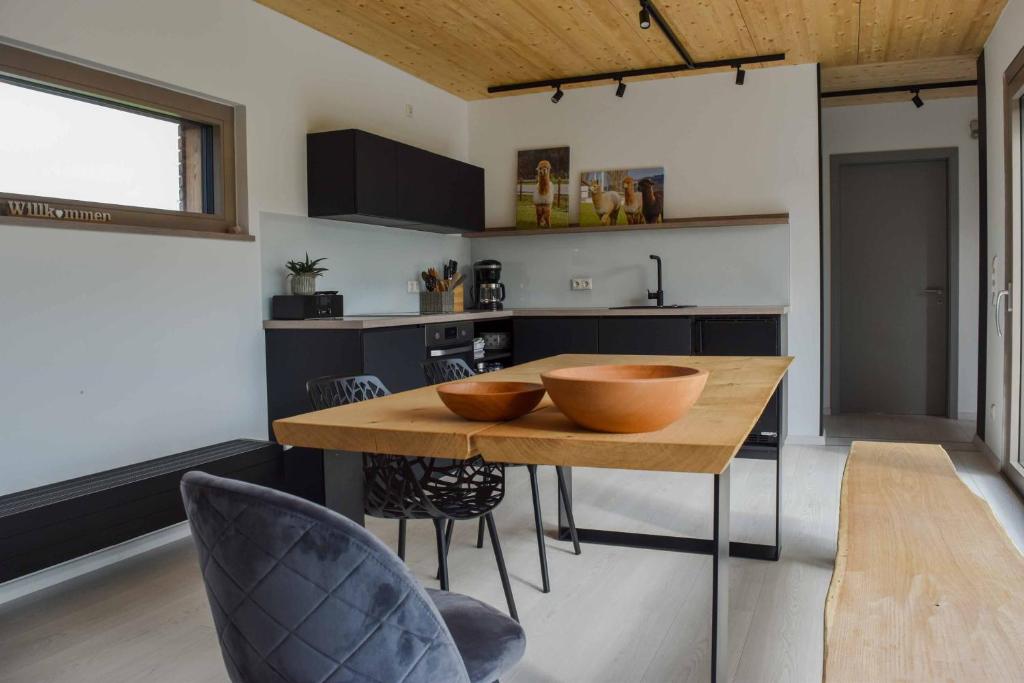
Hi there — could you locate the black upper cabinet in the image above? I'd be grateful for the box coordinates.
[353,131,398,220]
[308,129,483,234]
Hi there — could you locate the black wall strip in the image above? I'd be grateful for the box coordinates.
[0,439,287,583]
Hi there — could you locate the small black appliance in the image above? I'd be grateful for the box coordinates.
[271,291,344,320]
[472,259,505,311]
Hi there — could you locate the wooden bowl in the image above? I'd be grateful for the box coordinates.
[437,381,547,421]
[541,364,709,433]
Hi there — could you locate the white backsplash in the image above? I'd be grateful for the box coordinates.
[469,223,790,309]
[260,211,471,315]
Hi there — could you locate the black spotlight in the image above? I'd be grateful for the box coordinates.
[639,2,651,29]
[911,89,924,108]
[616,79,627,97]
[735,66,745,85]
[551,85,564,103]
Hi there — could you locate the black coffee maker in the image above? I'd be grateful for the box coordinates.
[473,259,505,310]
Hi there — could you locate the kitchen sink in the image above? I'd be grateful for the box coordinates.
[610,304,697,309]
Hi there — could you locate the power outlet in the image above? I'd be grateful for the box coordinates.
[407,280,419,293]
[571,277,593,291]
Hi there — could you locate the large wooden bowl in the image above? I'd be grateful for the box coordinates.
[541,364,709,433]
[437,381,546,422]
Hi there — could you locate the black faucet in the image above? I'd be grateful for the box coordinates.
[647,254,664,307]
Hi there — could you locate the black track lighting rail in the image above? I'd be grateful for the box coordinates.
[641,0,695,68]
[820,79,978,99]
[487,53,786,95]
[487,0,783,96]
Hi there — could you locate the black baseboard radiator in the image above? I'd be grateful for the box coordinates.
[0,439,287,584]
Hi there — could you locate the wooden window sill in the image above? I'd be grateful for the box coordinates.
[1,215,254,242]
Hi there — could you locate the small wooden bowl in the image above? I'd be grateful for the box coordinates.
[541,364,709,433]
[437,381,547,422]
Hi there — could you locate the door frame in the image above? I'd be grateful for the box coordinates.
[1001,46,1024,493]
[829,148,960,417]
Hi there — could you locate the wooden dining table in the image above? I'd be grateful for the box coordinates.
[273,353,792,683]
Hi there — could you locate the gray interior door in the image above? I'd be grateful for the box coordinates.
[835,159,949,415]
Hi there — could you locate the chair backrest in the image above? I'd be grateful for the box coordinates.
[180,471,471,683]
[421,358,476,386]
[303,373,504,521]
[306,374,390,410]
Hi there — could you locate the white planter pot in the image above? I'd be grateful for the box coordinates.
[290,274,318,295]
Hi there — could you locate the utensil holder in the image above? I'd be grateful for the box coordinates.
[420,290,454,314]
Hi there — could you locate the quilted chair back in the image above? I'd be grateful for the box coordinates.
[421,358,476,386]
[180,471,471,683]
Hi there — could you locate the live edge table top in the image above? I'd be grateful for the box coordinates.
[272,354,793,475]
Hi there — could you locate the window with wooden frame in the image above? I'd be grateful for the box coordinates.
[0,43,248,240]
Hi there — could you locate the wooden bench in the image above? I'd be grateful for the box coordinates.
[824,441,1024,682]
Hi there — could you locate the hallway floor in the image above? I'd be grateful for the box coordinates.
[824,413,976,446]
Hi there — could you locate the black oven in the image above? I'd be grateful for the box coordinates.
[424,321,475,367]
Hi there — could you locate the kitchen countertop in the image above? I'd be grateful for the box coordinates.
[262,306,789,330]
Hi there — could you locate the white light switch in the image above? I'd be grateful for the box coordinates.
[407,280,419,293]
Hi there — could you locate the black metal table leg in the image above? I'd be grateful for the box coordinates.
[711,467,730,683]
[323,451,365,526]
[557,445,782,561]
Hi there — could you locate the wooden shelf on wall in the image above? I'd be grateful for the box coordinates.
[464,213,789,238]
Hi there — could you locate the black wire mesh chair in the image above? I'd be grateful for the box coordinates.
[421,357,581,595]
[306,374,518,620]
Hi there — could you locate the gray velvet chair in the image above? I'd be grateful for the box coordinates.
[181,471,526,683]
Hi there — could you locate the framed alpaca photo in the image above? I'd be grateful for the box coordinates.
[579,167,664,227]
[516,147,570,229]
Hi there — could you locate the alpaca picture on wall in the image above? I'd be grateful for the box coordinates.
[516,146,570,228]
[579,167,664,227]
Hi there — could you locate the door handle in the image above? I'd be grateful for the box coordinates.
[995,288,1010,338]
[428,344,475,357]
[920,288,945,304]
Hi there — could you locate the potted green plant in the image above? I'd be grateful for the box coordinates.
[285,253,328,295]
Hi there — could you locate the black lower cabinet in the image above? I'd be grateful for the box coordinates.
[513,317,599,364]
[265,330,364,437]
[265,325,430,504]
[694,316,783,443]
[598,317,692,355]
[362,327,426,393]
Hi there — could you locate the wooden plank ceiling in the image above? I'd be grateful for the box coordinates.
[256,0,1006,101]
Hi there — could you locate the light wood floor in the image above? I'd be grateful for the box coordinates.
[1,440,1021,683]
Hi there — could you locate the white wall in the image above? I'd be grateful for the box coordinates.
[0,0,468,495]
[260,213,469,314]
[467,65,821,437]
[821,98,980,418]
[983,0,1024,461]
